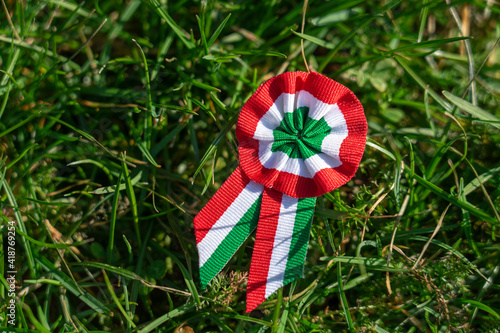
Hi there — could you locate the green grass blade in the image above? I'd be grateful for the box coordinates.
[405,236,484,278]
[318,16,377,72]
[337,262,355,332]
[137,303,192,333]
[2,177,36,276]
[210,91,227,111]
[0,81,11,120]
[73,262,144,281]
[417,0,430,42]
[13,226,86,249]
[92,170,143,195]
[412,173,496,224]
[454,298,500,319]
[395,55,452,112]
[459,178,479,256]
[35,255,111,315]
[320,256,406,272]
[150,241,200,306]
[366,139,396,161]
[0,46,20,88]
[271,288,283,332]
[47,116,137,167]
[207,13,231,48]
[443,90,500,129]
[179,72,221,92]
[150,123,186,157]
[108,171,122,263]
[57,1,87,31]
[463,165,500,195]
[102,270,136,328]
[20,302,51,333]
[132,39,155,152]
[196,15,209,55]
[72,315,91,333]
[318,0,403,71]
[424,85,438,137]
[121,155,141,246]
[6,143,37,169]
[385,37,470,55]
[136,140,161,168]
[192,113,238,181]
[146,0,195,50]
[73,261,189,296]
[276,282,296,333]
[0,36,77,67]
[45,0,91,16]
[290,30,335,49]
[232,50,287,58]
[0,111,41,139]
[67,159,114,182]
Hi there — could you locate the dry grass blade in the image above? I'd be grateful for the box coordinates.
[386,191,410,295]
[412,205,451,269]
[301,0,310,72]
[1,0,21,41]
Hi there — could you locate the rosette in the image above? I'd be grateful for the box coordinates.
[194,71,367,312]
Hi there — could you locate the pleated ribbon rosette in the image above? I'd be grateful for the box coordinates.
[194,71,367,312]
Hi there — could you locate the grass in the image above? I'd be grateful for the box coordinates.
[0,0,499,332]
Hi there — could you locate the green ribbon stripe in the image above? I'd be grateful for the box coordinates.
[271,106,331,159]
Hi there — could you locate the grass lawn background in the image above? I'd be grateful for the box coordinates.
[0,0,499,332]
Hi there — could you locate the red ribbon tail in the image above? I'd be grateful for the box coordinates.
[247,189,316,312]
[246,188,283,312]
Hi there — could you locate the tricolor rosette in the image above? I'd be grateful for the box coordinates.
[194,71,367,312]
[237,71,367,198]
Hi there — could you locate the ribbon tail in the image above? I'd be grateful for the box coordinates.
[194,166,264,288]
[246,188,316,312]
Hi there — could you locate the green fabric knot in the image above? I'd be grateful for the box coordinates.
[271,106,331,160]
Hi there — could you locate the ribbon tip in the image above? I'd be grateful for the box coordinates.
[245,302,258,313]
